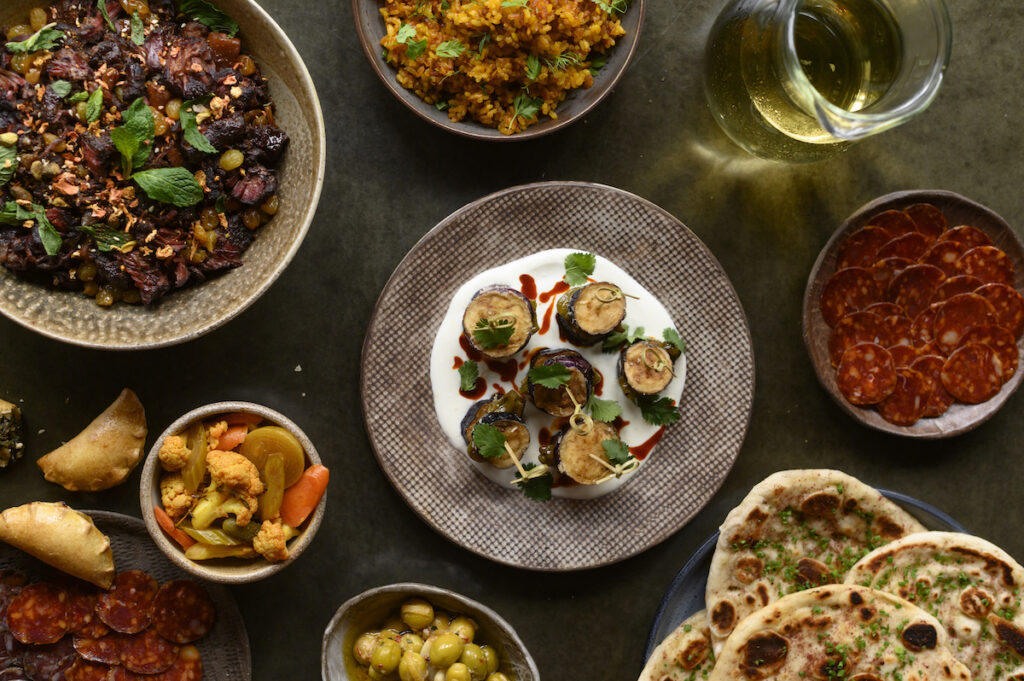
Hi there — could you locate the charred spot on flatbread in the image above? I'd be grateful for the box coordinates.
[874,515,905,538]
[901,622,938,652]
[675,638,710,671]
[849,674,885,681]
[951,546,1018,587]
[735,557,763,584]
[739,631,788,679]
[756,584,770,606]
[849,591,864,606]
[711,600,737,634]
[800,491,841,516]
[991,615,1024,657]
[959,587,994,619]
[796,557,833,587]
[858,606,876,622]
[747,506,770,525]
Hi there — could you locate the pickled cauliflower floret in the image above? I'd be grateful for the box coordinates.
[160,473,194,520]
[158,435,190,471]
[206,449,264,503]
[206,420,228,449]
[253,519,289,563]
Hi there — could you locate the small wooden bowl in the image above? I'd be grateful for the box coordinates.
[321,583,539,681]
[140,401,325,583]
[803,190,1024,438]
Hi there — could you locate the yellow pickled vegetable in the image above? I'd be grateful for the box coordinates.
[259,452,285,521]
[182,421,208,493]
[239,426,305,487]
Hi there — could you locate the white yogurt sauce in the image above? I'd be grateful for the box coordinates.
[430,249,687,499]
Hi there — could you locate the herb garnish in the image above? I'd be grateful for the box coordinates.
[396,23,417,42]
[86,87,104,124]
[589,53,608,75]
[0,202,61,255]
[458,361,480,392]
[588,397,621,422]
[130,12,145,46]
[519,463,552,501]
[472,317,516,348]
[525,55,541,80]
[637,395,681,426]
[471,423,507,459]
[179,97,217,153]
[436,40,466,58]
[49,81,72,98]
[132,168,204,207]
[179,0,239,37]
[509,93,542,130]
[0,137,17,187]
[593,0,627,13]
[435,101,449,111]
[527,364,571,389]
[602,324,645,353]
[545,52,581,70]
[68,91,89,104]
[6,23,65,54]
[396,24,427,60]
[663,328,686,354]
[97,0,117,32]
[78,225,135,253]
[110,98,155,177]
[602,439,631,465]
[563,251,596,286]
[501,0,529,5]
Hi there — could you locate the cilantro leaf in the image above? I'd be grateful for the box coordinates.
[589,53,608,75]
[663,328,686,354]
[396,23,417,43]
[471,423,507,459]
[405,39,427,59]
[637,395,680,426]
[563,252,596,286]
[78,225,135,252]
[50,81,72,98]
[131,12,145,45]
[179,0,239,37]
[6,24,65,54]
[520,463,552,502]
[0,202,61,255]
[525,54,541,80]
[97,0,116,32]
[527,364,571,389]
[510,92,542,127]
[435,101,449,111]
[472,317,515,349]
[180,97,217,154]
[588,397,621,423]
[0,143,16,188]
[457,361,480,392]
[86,87,104,124]
[132,167,204,206]
[593,0,627,13]
[602,439,632,465]
[436,40,465,58]
[501,0,529,5]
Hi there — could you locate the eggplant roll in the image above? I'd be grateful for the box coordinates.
[527,349,594,417]
[552,421,621,485]
[618,340,679,400]
[555,282,627,346]
[461,392,529,468]
[462,285,537,359]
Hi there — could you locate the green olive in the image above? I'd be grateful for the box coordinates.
[427,633,464,669]
[382,619,407,636]
[449,616,477,643]
[353,632,379,666]
[367,669,388,681]
[397,650,428,681]
[371,639,402,675]
[431,611,452,632]
[480,646,499,675]
[445,663,471,681]
[401,598,435,630]
[399,633,424,654]
[460,644,488,680]
[486,674,512,681]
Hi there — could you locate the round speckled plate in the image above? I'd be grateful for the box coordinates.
[360,182,755,571]
[0,0,325,349]
[0,510,251,680]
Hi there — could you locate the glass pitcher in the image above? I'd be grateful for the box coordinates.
[703,0,952,163]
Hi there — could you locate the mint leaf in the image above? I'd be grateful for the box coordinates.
[111,98,154,175]
[180,98,217,154]
[131,12,145,45]
[6,24,65,53]
[472,423,506,459]
[50,81,72,98]
[86,87,104,124]
[78,225,135,252]
[0,144,16,188]
[405,39,427,59]
[602,439,631,465]
[588,397,621,423]
[110,126,140,177]
[528,364,571,389]
[0,202,61,255]
[97,0,116,32]
[563,252,596,286]
[133,167,204,206]
[520,463,552,502]
[663,328,686,354]
[457,361,479,392]
[68,91,89,103]
[472,317,515,349]
[179,0,239,37]
[525,54,541,80]
[637,395,680,426]
[436,40,465,58]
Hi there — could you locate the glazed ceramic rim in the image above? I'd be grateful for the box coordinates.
[320,582,540,681]
[351,0,646,141]
[0,0,326,350]
[139,401,326,584]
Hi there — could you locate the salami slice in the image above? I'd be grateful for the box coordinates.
[889,264,946,318]
[837,226,894,270]
[911,303,941,349]
[65,586,98,634]
[911,354,954,418]
[919,239,968,277]
[74,634,123,665]
[957,245,1015,285]
[0,571,26,622]
[881,314,913,347]
[976,283,1024,338]
[837,343,897,406]
[887,344,919,368]
[904,203,946,241]
[876,232,928,261]
[959,324,1019,381]
[933,292,996,354]
[75,620,109,640]
[121,630,178,675]
[820,267,881,327]
[933,274,982,303]
[870,257,913,292]
[19,636,75,681]
[941,342,1003,403]
[876,368,929,426]
[6,584,68,645]
[65,659,112,681]
[865,209,917,237]
[151,582,215,645]
[128,645,202,681]
[828,312,891,367]
[864,302,904,317]
[96,571,159,634]
[940,225,993,249]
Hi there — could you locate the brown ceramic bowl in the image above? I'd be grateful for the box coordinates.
[803,190,1024,438]
[0,0,326,349]
[140,401,326,583]
[321,583,540,681]
[352,0,645,140]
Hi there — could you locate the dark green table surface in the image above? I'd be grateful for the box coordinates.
[2,1,1022,680]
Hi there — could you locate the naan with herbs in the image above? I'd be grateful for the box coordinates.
[639,610,715,681]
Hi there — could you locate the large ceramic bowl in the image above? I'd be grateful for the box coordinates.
[353,0,645,140]
[0,0,325,349]
[321,583,539,681]
[140,401,326,583]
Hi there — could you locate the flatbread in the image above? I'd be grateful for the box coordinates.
[709,584,970,681]
[847,531,1024,679]
[639,610,715,681]
[705,469,927,652]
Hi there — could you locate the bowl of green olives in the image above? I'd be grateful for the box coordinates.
[321,583,538,681]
